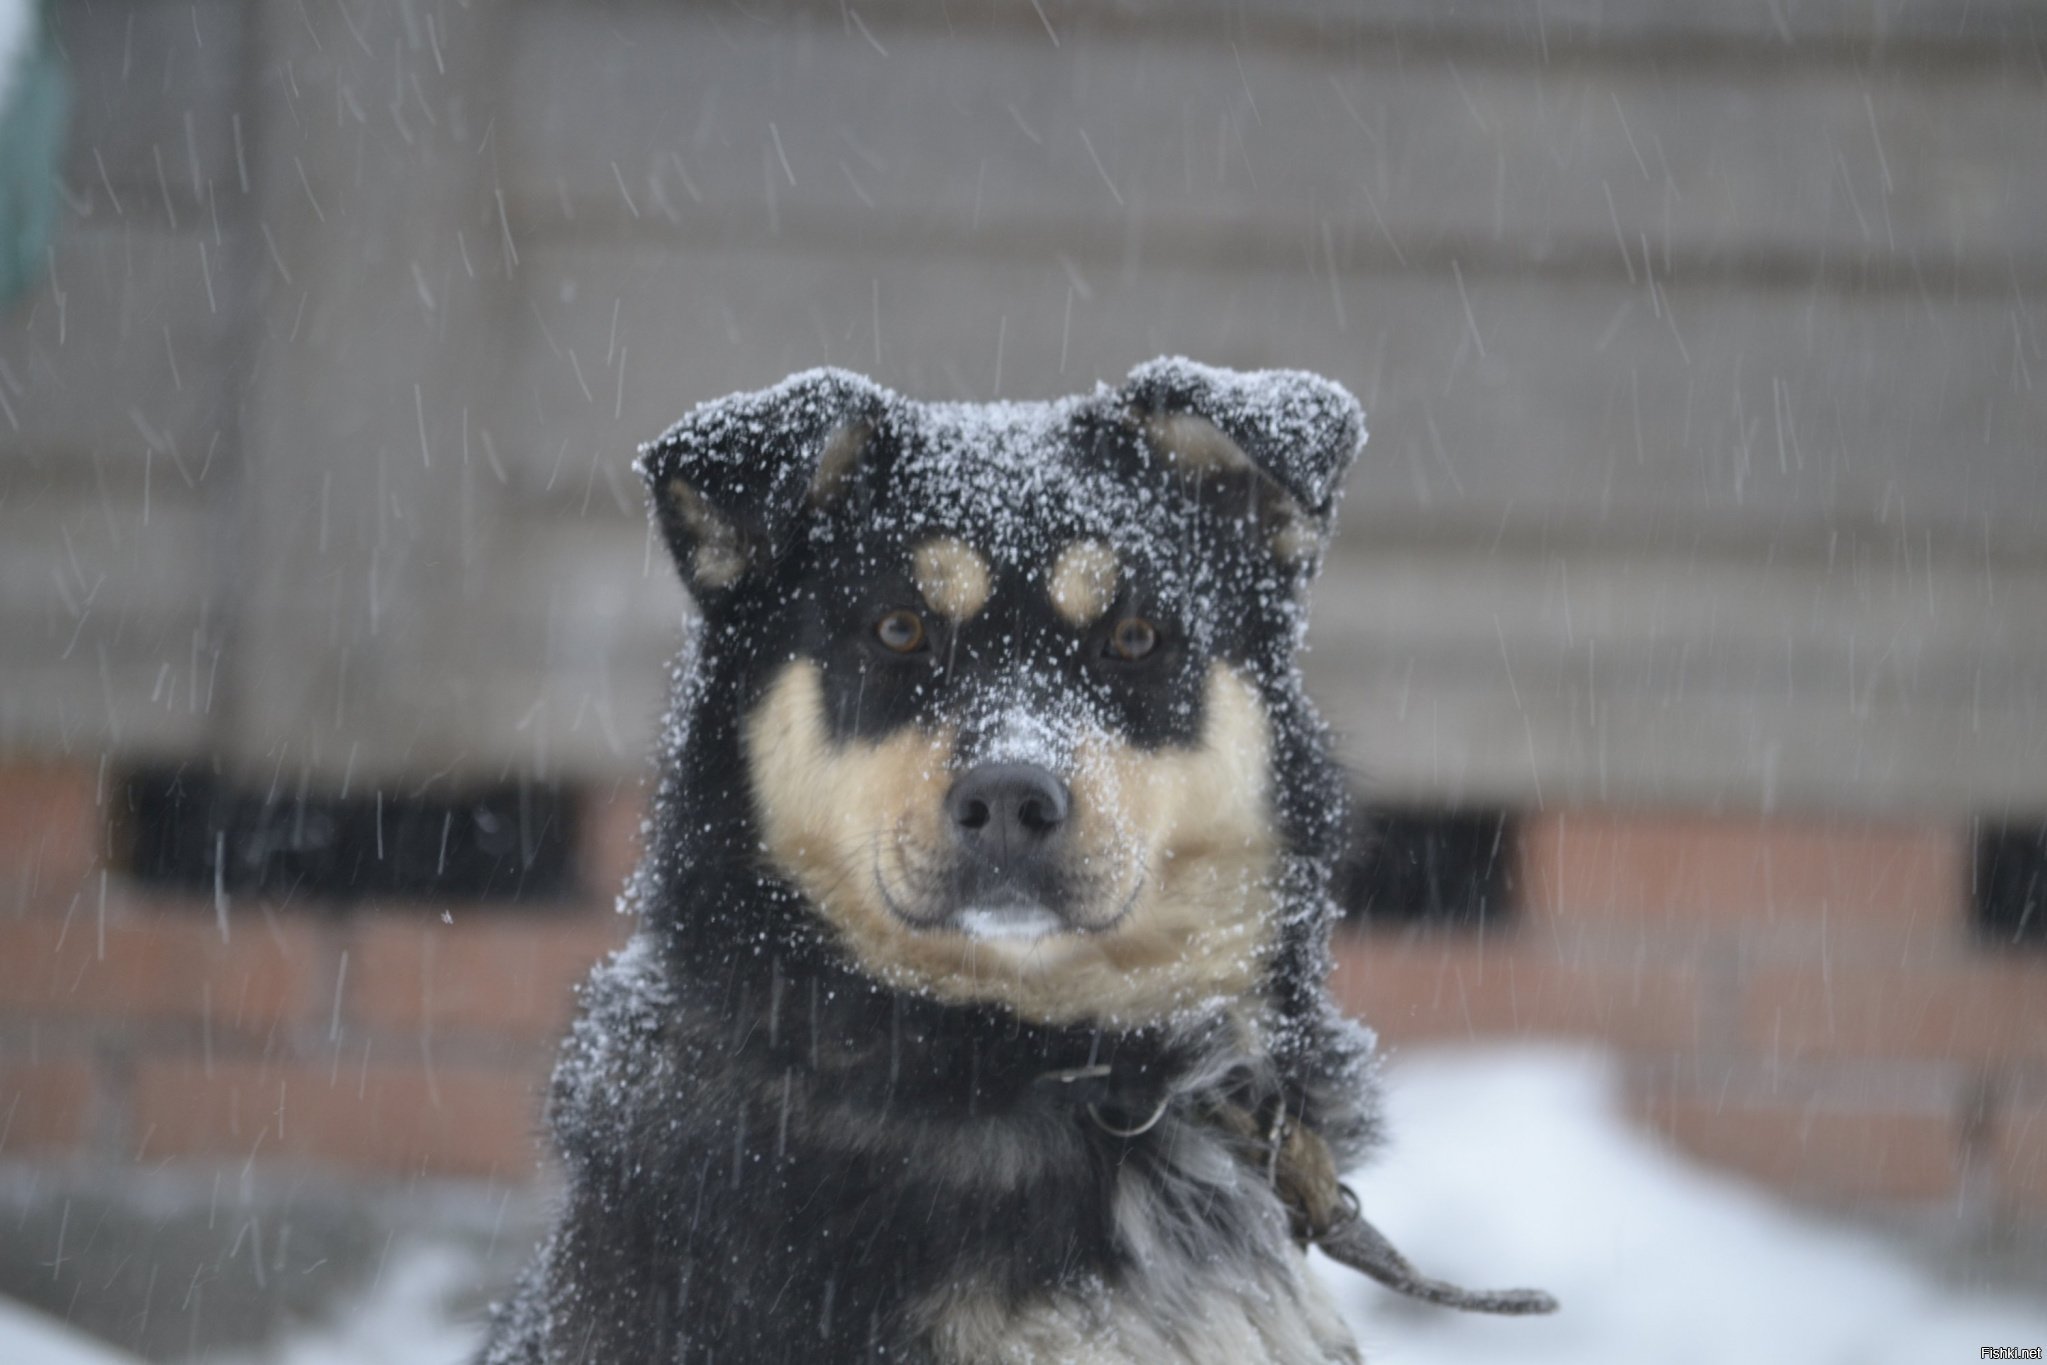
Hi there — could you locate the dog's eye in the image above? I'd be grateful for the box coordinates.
[874,609,928,654]
[1105,616,1159,662]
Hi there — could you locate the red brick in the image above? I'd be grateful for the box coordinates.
[0,1057,96,1155]
[345,912,628,1039]
[1634,1088,1960,1202]
[1994,1090,2047,1211]
[132,1056,542,1177]
[1522,811,1963,928]
[582,787,648,899]
[1330,932,1708,1051]
[0,909,326,1029]
[0,763,100,913]
[1742,960,2047,1065]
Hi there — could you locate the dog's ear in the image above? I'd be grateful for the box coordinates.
[1121,357,1365,575]
[636,369,890,597]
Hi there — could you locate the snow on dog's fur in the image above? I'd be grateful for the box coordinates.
[482,360,1379,1363]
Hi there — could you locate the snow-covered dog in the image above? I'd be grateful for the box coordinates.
[482,360,1551,1363]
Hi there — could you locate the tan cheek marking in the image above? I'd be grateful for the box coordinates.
[669,478,747,589]
[1048,539,1120,629]
[746,660,952,924]
[912,536,993,622]
[1003,664,1281,1024]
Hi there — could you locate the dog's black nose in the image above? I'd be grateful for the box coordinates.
[947,763,1070,863]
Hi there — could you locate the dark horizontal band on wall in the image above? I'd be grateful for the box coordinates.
[1974,820,2047,949]
[1334,805,1518,929]
[111,766,581,908]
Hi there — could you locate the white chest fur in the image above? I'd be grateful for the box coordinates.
[922,1122,1363,1365]
[927,1249,1359,1365]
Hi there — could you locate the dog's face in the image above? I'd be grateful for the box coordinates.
[643,362,1362,1026]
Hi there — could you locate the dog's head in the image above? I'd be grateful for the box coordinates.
[640,359,1363,1027]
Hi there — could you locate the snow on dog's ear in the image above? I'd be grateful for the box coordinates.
[1121,357,1365,574]
[636,368,890,596]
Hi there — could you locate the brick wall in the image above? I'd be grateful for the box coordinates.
[4,757,2042,1225]
[0,763,636,1181]
[1331,811,2047,1222]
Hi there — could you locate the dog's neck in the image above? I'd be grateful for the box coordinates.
[658,895,1267,1126]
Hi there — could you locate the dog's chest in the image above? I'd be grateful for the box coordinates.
[922,1124,1362,1365]
[926,1254,1358,1365]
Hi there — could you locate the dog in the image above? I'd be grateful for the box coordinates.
[480,359,1551,1363]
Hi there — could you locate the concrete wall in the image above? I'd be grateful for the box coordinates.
[5,0,2045,814]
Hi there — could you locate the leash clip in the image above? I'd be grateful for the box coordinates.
[1266,1113,1559,1317]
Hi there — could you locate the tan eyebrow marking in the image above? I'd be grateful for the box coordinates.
[911,536,993,622]
[1048,539,1120,629]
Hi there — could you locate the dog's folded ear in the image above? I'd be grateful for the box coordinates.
[636,368,890,596]
[1121,357,1365,574]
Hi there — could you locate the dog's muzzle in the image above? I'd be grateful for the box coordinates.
[944,763,1071,926]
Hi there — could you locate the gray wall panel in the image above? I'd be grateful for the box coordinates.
[504,4,2047,267]
[496,240,2047,543]
[5,0,2044,811]
[56,0,246,213]
[1,225,229,467]
[0,490,216,756]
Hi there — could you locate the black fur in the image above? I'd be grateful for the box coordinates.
[483,360,1376,1363]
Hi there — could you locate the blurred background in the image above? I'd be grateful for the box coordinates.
[1,0,2044,1360]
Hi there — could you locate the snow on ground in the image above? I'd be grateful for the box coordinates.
[0,1298,143,1365]
[79,1045,2040,1364]
[1329,1046,2047,1365]
[205,1242,484,1365]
